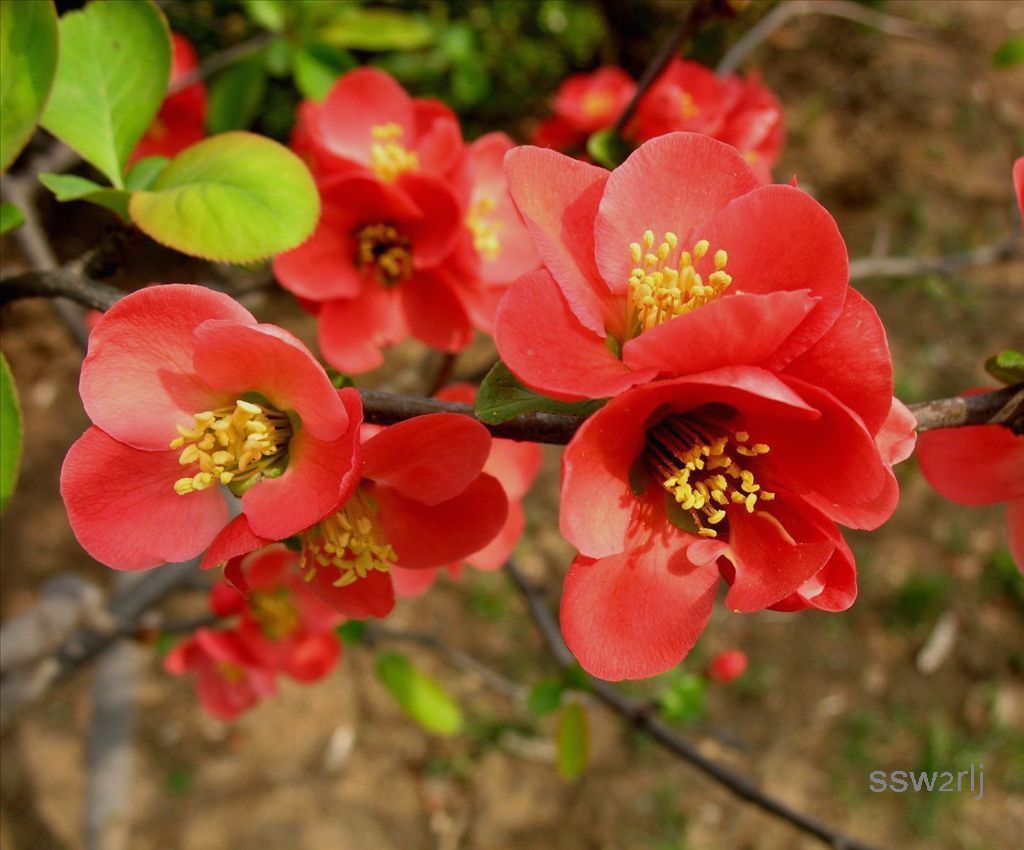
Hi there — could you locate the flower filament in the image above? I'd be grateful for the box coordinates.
[171,400,291,496]
[250,589,299,640]
[355,222,413,286]
[626,230,732,337]
[301,488,397,588]
[467,196,503,261]
[370,122,419,182]
[646,418,774,538]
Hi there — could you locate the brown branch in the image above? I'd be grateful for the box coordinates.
[0,268,122,312]
[849,237,1021,282]
[909,382,1023,434]
[504,559,885,850]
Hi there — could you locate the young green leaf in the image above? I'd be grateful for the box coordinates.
[527,678,565,717]
[242,0,287,32]
[984,349,1024,385]
[319,9,434,51]
[0,353,23,512]
[556,702,589,780]
[587,129,631,170]
[38,173,131,219]
[293,44,356,101]
[658,673,707,726]
[475,361,607,425]
[207,57,268,134]
[128,132,320,263]
[376,651,464,736]
[125,155,170,191]
[0,202,25,235]
[41,0,171,188]
[0,0,58,172]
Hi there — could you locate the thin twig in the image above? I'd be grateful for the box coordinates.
[909,382,1023,434]
[504,559,885,850]
[168,32,274,94]
[716,0,932,77]
[0,268,122,312]
[849,237,1020,282]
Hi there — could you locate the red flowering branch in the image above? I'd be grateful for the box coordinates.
[504,559,885,850]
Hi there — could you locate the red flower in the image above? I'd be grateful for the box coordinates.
[215,546,343,682]
[532,67,636,152]
[713,73,785,184]
[1014,156,1023,221]
[206,413,509,620]
[391,383,543,597]
[60,285,359,571]
[132,34,207,162]
[164,628,277,721]
[917,393,1024,572]
[708,649,747,683]
[496,132,848,401]
[558,294,912,680]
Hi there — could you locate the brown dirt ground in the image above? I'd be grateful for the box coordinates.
[2,2,1023,849]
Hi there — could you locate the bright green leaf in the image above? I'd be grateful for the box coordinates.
[128,132,319,264]
[0,202,25,235]
[242,0,287,32]
[125,155,170,191]
[41,0,171,188]
[293,44,356,101]
[993,38,1024,69]
[376,651,464,736]
[658,673,707,726]
[475,361,606,425]
[586,129,630,170]
[556,703,589,780]
[263,36,293,78]
[1,353,23,512]
[985,349,1024,385]
[527,679,564,717]
[207,58,267,134]
[320,9,434,51]
[0,0,58,172]
[38,172,131,219]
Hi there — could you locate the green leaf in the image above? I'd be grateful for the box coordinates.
[475,361,607,425]
[985,349,1024,385]
[556,703,589,780]
[527,678,565,717]
[376,651,464,736]
[336,620,367,644]
[658,673,707,726]
[0,0,58,172]
[1,353,23,512]
[207,58,267,134]
[0,201,25,235]
[586,129,631,170]
[993,38,1024,69]
[293,44,356,101]
[320,9,435,51]
[38,172,131,219]
[128,132,320,263]
[242,0,287,32]
[41,0,170,189]
[125,155,170,191]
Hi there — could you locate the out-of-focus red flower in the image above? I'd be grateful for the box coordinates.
[207,413,509,620]
[532,67,636,152]
[164,628,276,721]
[60,285,360,571]
[558,349,912,680]
[391,384,542,598]
[132,34,207,162]
[917,393,1024,572]
[713,73,784,184]
[708,649,747,683]
[1014,157,1023,220]
[217,546,344,681]
[496,132,848,402]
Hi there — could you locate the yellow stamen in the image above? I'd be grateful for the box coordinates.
[625,231,732,338]
[679,91,700,120]
[171,400,291,496]
[300,488,396,588]
[581,90,614,119]
[355,222,413,286]
[467,195,503,261]
[250,589,300,640]
[370,123,419,182]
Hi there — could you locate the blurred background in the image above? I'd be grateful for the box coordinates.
[1,1,1022,848]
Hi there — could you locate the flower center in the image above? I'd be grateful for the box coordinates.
[250,589,300,640]
[300,488,397,588]
[467,196,503,261]
[582,90,614,119]
[370,122,419,182]
[171,400,292,496]
[679,91,699,120]
[645,417,774,538]
[626,230,732,338]
[355,222,413,286]
[217,661,245,684]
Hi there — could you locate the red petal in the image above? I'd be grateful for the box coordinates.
[877,399,917,465]
[1014,157,1024,224]
[401,270,472,353]
[209,580,244,616]
[465,499,526,570]
[390,565,441,598]
[372,473,508,569]
[61,427,228,570]
[560,541,719,681]
[917,423,1024,506]
[770,533,858,613]
[272,204,363,301]
[80,285,253,450]
[320,67,414,167]
[395,172,463,267]
[318,286,406,374]
[309,567,395,620]
[201,514,271,570]
[623,290,818,377]
[495,269,655,401]
[362,412,490,505]
[281,633,341,682]
[504,146,612,335]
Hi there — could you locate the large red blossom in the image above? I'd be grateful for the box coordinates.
[60,285,360,571]
[206,413,509,620]
[496,132,848,402]
[532,67,635,153]
[391,384,543,597]
[131,34,207,162]
[917,393,1024,572]
[558,300,912,680]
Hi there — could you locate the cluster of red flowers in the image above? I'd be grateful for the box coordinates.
[273,68,540,372]
[534,59,784,182]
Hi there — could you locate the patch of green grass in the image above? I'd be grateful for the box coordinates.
[884,572,951,631]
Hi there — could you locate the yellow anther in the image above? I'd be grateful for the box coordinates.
[355,222,413,286]
[467,195,503,262]
[250,589,300,640]
[369,123,419,182]
[714,249,728,269]
[679,91,699,120]
[371,122,404,140]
